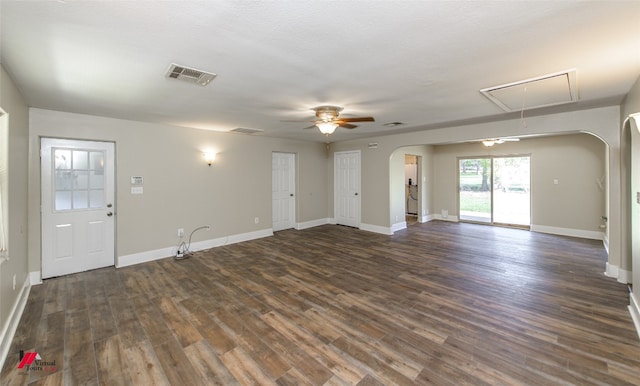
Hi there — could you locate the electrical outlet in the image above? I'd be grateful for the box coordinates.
[178,228,184,238]
[254,217,260,224]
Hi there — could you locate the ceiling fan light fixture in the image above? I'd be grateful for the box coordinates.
[317,121,339,135]
[482,140,496,147]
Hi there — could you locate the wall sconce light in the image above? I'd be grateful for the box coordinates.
[203,152,216,166]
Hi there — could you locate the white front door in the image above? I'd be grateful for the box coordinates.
[41,138,115,278]
[272,152,296,231]
[334,151,361,228]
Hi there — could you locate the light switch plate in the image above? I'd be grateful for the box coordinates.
[131,186,143,195]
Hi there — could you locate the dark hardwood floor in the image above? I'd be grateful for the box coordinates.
[2,221,639,385]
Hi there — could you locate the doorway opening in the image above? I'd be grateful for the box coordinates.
[405,155,419,224]
[458,155,530,227]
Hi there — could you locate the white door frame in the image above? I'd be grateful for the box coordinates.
[41,138,116,278]
[334,150,361,228]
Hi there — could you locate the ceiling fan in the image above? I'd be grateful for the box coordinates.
[481,138,520,147]
[288,106,375,135]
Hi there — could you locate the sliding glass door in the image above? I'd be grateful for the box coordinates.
[492,156,530,225]
[458,156,530,227]
[459,158,492,223]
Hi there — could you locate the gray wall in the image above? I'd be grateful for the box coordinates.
[431,134,606,234]
[330,106,623,275]
[28,109,328,272]
[622,75,640,314]
[0,65,30,349]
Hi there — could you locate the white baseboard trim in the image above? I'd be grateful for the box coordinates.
[29,271,42,285]
[618,269,632,284]
[433,214,459,222]
[0,275,31,372]
[117,228,274,268]
[419,214,436,223]
[629,291,640,340]
[604,263,631,284]
[605,262,619,279]
[199,228,274,250]
[530,224,604,240]
[391,221,407,233]
[296,218,330,230]
[117,246,174,268]
[359,223,393,235]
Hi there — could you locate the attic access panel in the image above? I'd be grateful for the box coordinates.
[480,70,578,112]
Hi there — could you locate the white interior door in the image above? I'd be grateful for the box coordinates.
[41,138,115,278]
[335,151,361,228]
[272,152,296,232]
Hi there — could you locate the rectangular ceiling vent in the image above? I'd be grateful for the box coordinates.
[230,127,264,135]
[480,69,578,112]
[165,63,216,86]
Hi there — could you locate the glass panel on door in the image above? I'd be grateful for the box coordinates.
[493,156,530,226]
[53,148,106,211]
[459,158,492,223]
[458,156,530,227]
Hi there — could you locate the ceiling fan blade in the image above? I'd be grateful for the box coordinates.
[339,117,375,123]
[339,123,358,129]
[302,125,317,130]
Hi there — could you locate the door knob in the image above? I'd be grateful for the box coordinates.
[107,212,113,217]
[107,203,113,208]
[290,193,294,197]
[355,193,359,196]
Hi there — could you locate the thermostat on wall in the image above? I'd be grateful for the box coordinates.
[131,176,143,185]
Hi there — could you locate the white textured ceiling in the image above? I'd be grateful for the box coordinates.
[1,1,639,142]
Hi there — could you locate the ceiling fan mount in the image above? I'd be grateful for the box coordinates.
[312,105,343,122]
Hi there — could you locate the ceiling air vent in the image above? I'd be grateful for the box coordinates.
[230,127,264,135]
[480,69,578,112]
[165,63,216,86]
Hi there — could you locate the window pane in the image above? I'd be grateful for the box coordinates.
[55,191,72,210]
[73,151,88,170]
[74,171,89,189]
[89,189,105,208]
[89,171,104,189]
[73,190,88,209]
[55,170,73,190]
[90,151,104,174]
[54,149,71,169]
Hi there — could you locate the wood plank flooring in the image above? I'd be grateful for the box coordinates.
[2,221,639,385]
